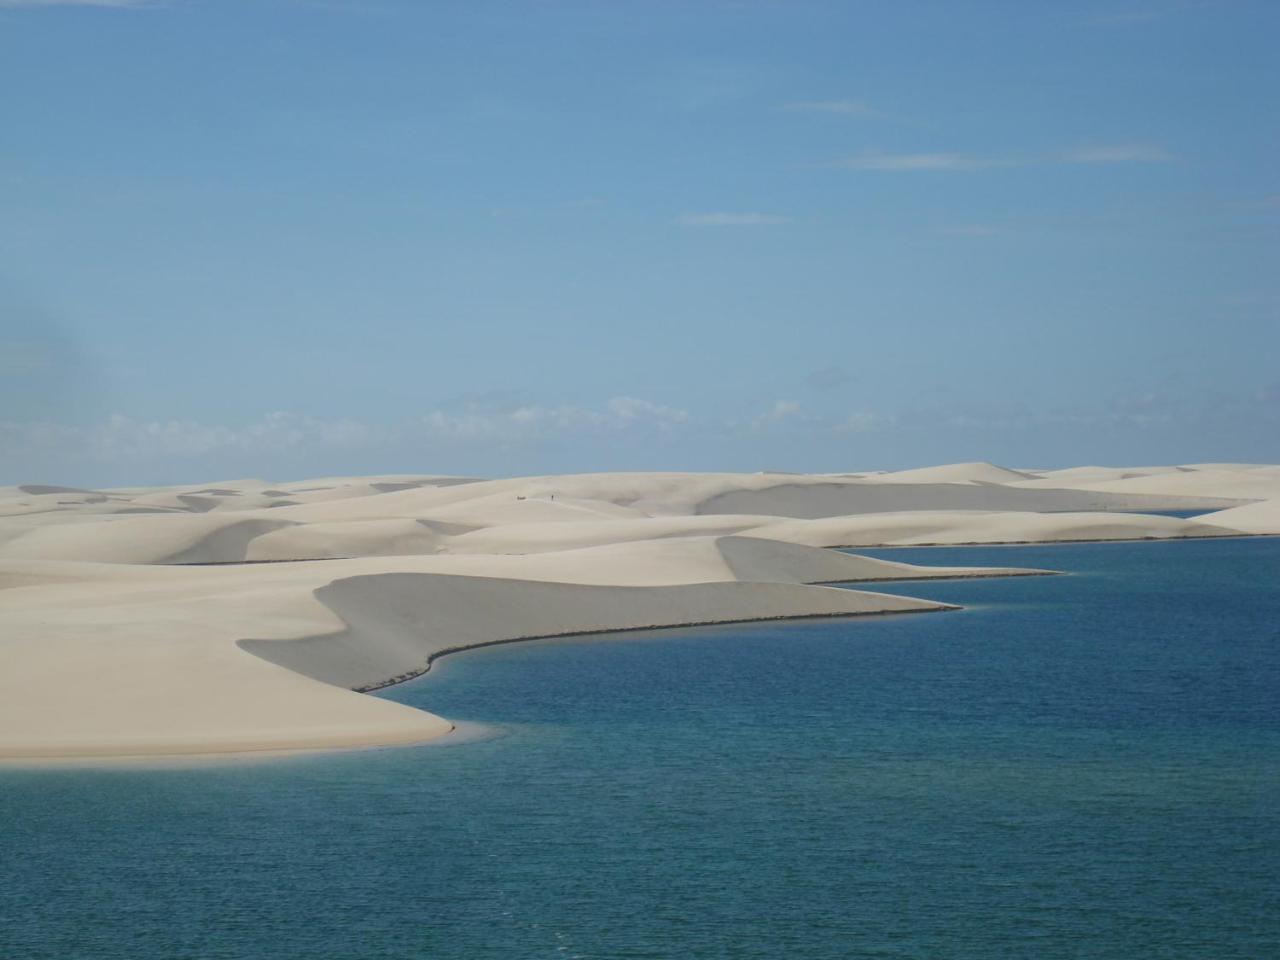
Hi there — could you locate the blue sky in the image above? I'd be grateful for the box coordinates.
[2,0,1277,485]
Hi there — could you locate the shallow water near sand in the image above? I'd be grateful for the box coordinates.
[2,538,1278,959]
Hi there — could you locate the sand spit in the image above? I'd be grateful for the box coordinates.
[0,463,1275,761]
[0,543,972,761]
[241,575,955,693]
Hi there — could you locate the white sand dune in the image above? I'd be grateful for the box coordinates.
[0,513,299,564]
[695,480,1242,519]
[0,540,986,759]
[246,518,456,561]
[750,510,1241,547]
[1020,465,1184,483]
[868,461,1043,484]
[1009,463,1280,497]
[1029,466,1280,501]
[1197,498,1280,534]
[439,515,765,556]
[0,462,1272,762]
[247,535,1049,588]
[240,575,953,693]
[0,474,480,520]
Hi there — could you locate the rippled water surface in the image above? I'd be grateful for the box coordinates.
[3,538,1278,959]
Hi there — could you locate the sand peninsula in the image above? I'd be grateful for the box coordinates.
[1,462,1277,761]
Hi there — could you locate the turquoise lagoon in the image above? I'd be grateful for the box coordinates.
[2,538,1278,958]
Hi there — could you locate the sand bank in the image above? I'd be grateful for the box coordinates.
[1,463,1275,761]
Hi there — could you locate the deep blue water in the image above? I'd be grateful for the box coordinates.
[2,538,1278,959]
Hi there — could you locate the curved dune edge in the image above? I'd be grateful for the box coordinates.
[0,577,957,764]
[0,538,1020,763]
[241,575,960,694]
[3,462,1277,764]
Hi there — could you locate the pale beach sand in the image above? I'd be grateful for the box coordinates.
[1,462,1275,761]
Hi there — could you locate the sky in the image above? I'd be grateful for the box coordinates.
[1,0,1277,486]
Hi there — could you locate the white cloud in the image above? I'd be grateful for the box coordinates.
[422,397,688,440]
[607,396,689,425]
[1,397,694,471]
[752,400,802,431]
[676,212,792,227]
[745,402,893,435]
[782,99,877,116]
[426,404,593,440]
[421,396,688,440]
[0,412,387,463]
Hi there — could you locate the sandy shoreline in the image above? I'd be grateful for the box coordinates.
[2,462,1277,763]
[352,603,962,695]
[825,531,1267,549]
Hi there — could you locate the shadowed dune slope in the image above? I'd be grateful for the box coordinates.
[0,515,298,564]
[750,510,1241,547]
[241,575,951,692]
[868,462,1042,484]
[712,536,1047,582]
[697,482,1244,519]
